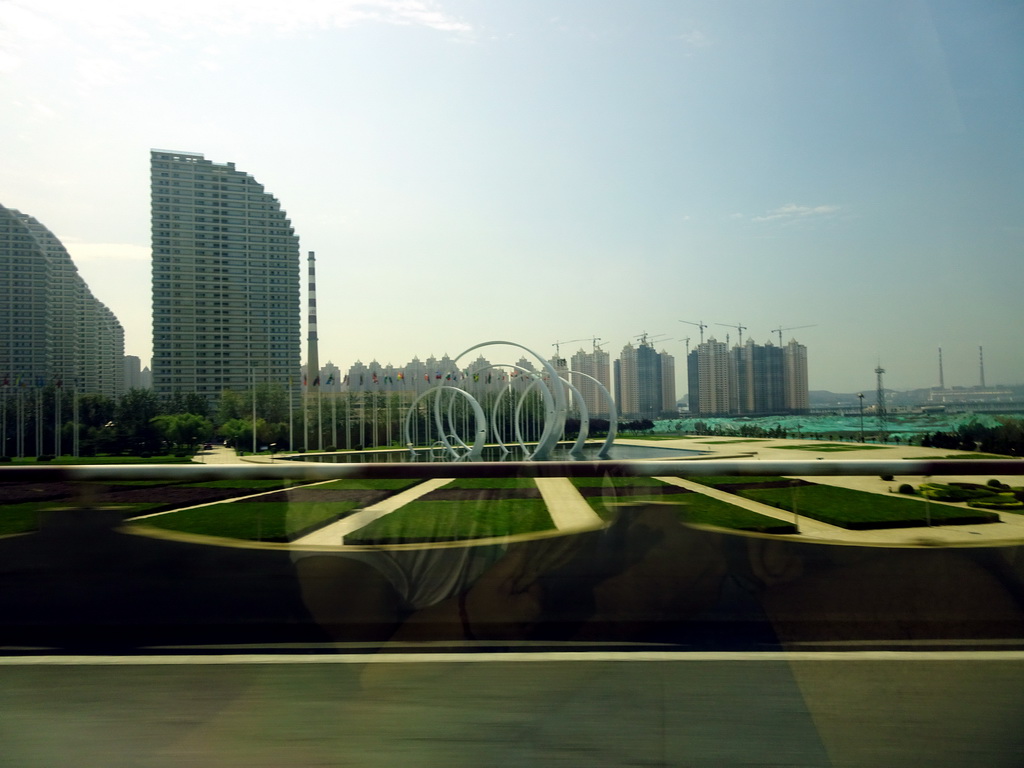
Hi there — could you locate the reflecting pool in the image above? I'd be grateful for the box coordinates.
[289,443,705,463]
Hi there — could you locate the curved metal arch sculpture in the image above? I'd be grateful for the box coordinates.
[453,341,567,460]
[403,385,488,461]
[401,340,617,461]
[564,369,618,459]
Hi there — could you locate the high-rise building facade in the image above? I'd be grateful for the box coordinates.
[688,337,809,416]
[688,337,731,416]
[150,150,300,402]
[615,341,674,420]
[783,338,809,412]
[570,346,611,418]
[0,204,125,398]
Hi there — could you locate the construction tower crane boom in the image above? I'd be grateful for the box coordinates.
[716,322,747,346]
[553,337,602,358]
[679,319,704,344]
[771,324,816,346]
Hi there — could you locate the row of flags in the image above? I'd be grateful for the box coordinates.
[303,370,541,387]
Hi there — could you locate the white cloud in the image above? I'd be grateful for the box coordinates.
[0,0,471,75]
[752,204,840,223]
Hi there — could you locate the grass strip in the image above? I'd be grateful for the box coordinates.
[309,479,422,491]
[135,501,358,542]
[345,498,554,544]
[1,502,168,535]
[182,479,298,490]
[583,492,796,534]
[1,455,195,465]
[690,476,796,487]
[773,443,892,452]
[441,477,539,490]
[570,476,672,488]
[737,484,997,529]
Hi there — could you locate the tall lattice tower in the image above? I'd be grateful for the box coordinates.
[875,364,887,441]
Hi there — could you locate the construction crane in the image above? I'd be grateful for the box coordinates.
[552,337,602,362]
[635,332,669,347]
[771,324,816,346]
[716,322,747,346]
[680,337,691,355]
[678,320,707,344]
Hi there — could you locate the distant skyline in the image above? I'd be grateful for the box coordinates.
[2,1,1021,393]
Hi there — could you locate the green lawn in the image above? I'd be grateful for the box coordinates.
[773,443,893,452]
[183,479,297,490]
[309,479,422,491]
[1,455,195,465]
[570,476,672,488]
[903,453,1010,460]
[345,498,555,544]
[136,500,358,542]
[582,488,796,534]
[738,484,997,529]
[693,438,770,444]
[690,476,795,487]
[441,477,540,490]
[0,501,168,535]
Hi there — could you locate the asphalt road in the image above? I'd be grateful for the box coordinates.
[2,652,1023,768]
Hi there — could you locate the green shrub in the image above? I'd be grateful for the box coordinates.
[880,474,894,481]
[919,482,995,502]
[36,454,54,462]
[987,478,1007,489]
[967,495,1024,511]
[897,484,915,495]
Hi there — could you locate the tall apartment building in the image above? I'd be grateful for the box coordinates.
[0,204,125,398]
[615,341,675,420]
[688,337,809,416]
[570,345,611,418]
[150,150,300,403]
[783,338,810,412]
[687,337,731,416]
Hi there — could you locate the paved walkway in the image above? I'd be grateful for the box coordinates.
[619,437,1024,546]
[534,477,605,532]
[192,441,1024,548]
[294,478,453,546]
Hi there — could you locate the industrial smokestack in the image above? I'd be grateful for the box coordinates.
[979,345,985,389]
[938,346,944,390]
[306,251,320,391]
[305,251,321,450]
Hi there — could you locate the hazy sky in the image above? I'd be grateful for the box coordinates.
[2,0,1021,393]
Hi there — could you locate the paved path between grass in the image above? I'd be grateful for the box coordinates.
[534,477,606,533]
[656,477,844,540]
[294,478,453,546]
[620,438,1024,547]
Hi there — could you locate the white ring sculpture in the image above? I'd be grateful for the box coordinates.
[401,340,617,461]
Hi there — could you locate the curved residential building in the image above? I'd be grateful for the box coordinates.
[150,150,301,402]
[0,204,125,398]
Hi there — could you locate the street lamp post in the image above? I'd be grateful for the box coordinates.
[857,393,865,443]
